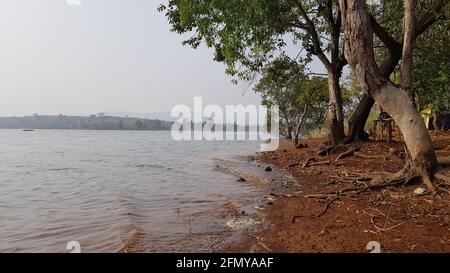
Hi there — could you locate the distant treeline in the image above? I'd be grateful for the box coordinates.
[0,115,173,130]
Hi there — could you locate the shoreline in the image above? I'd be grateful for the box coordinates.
[221,131,450,253]
[210,156,296,253]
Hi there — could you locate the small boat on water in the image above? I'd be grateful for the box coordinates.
[23,129,35,132]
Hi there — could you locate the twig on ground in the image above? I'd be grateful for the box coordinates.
[370,216,404,232]
[308,160,331,167]
[316,198,338,217]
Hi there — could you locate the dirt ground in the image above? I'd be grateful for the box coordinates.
[223,131,450,253]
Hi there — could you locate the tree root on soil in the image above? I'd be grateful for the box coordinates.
[300,167,450,219]
[435,170,450,185]
[335,148,360,161]
[317,144,342,156]
[299,143,450,218]
[302,157,317,168]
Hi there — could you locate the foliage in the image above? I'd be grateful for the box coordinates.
[371,0,449,115]
[413,20,450,115]
[0,115,173,130]
[297,76,328,131]
[254,55,306,138]
[159,0,343,82]
[254,56,331,137]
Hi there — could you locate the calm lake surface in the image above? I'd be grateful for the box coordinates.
[0,130,268,252]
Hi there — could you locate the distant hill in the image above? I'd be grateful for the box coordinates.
[0,115,173,130]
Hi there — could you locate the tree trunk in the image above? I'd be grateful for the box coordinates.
[294,104,308,145]
[345,48,403,143]
[294,134,299,145]
[345,95,373,143]
[344,0,442,143]
[327,71,346,144]
[339,0,438,184]
[282,112,293,139]
[401,0,417,107]
[286,125,293,139]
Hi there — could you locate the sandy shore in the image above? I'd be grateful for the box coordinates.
[221,131,450,253]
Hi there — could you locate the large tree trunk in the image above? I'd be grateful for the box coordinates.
[344,0,441,143]
[327,71,346,144]
[339,0,438,188]
[401,0,416,107]
[345,95,373,143]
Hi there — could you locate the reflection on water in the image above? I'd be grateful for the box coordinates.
[0,130,269,252]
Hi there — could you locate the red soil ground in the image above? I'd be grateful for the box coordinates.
[223,131,450,253]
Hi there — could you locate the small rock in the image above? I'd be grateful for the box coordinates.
[265,195,276,202]
[267,201,274,205]
[255,205,265,211]
[237,177,246,182]
[414,187,427,195]
[265,167,272,172]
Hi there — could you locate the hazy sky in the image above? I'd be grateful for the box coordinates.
[0,0,325,117]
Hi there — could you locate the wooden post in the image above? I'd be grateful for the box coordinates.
[387,119,392,142]
[373,120,377,141]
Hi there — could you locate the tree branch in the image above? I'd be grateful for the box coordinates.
[400,0,416,104]
[292,0,331,68]
[369,13,402,54]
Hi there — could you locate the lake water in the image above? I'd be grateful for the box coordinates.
[0,130,269,252]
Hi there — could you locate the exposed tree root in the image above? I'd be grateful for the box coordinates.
[302,157,317,168]
[317,144,341,156]
[304,139,449,217]
[335,148,360,161]
[303,166,449,217]
[435,170,450,185]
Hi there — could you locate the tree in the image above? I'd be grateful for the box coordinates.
[344,0,448,143]
[297,76,329,138]
[159,0,347,144]
[254,56,306,141]
[255,56,329,144]
[339,0,448,191]
[413,19,450,128]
